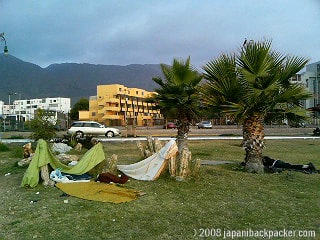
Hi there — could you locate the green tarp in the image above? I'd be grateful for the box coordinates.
[21,139,106,188]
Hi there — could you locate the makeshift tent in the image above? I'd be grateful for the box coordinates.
[21,139,105,188]
[21,138,178,188]
[117,139,178,180]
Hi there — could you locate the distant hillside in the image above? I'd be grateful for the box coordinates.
[0,54,163,105]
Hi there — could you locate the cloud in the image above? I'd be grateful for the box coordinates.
[0,0,319,68]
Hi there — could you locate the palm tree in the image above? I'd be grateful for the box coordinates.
[201,40,312,173]
[152,57,203,153]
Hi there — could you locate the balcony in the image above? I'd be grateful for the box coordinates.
[102,115,121,120]
[98,98,119,106]
[105,97,119,103]
[105,106,121,111]
[98,106,121,113]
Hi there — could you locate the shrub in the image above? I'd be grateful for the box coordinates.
[28,109,57,140]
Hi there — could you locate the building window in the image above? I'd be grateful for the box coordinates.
[92,112,96,116]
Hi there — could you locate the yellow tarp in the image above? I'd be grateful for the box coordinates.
[56,182,141,203]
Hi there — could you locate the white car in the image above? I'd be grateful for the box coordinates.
[197,121,213,129]
[68,121,121,138]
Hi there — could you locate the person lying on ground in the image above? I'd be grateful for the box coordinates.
[241,156,317,173]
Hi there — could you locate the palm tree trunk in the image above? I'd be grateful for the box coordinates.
[242,115,265,173]
[176,117,189,153]
[174,117,192,180]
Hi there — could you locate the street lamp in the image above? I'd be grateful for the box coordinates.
[8,92,17,115]
[0,33,9,55]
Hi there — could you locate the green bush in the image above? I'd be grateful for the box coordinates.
[28,109,57,140]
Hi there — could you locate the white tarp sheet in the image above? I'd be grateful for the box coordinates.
[117,139,178,180]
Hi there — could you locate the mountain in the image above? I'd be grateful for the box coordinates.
[0,54,163,104]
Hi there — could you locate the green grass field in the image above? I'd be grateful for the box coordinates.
[0,139,319,240]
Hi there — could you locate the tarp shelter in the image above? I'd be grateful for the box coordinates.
[21,139,105,188]
[117,139,178,180]
[21,138,178,188]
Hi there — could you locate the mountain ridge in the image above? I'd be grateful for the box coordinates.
[0,54,162,104]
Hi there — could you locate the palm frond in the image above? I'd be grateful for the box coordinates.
[201,38,310,124]
[151,57,203,121]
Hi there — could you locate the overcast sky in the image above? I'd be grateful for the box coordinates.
[1,0,319,69]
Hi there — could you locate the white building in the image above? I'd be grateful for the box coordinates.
[301,61,320,109]
[296,61,320,124]
[1,103,10,116]
[4,97,71,121]
[0,100,3,116]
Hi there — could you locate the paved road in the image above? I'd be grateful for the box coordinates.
[1,126,318,143]
[132,125,316,137]
[96,125,320,141]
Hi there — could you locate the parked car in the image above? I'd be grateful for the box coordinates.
[164,122,177,129]
[289,122,306,128]
[67,121,121,138]
[197,121,212,129]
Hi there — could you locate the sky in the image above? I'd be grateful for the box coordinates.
[1,0,319,69]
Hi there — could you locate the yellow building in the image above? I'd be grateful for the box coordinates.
[80,84,162,127]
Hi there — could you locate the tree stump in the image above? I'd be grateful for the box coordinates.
[169,147,201,180]
[146,135,155,154]
[153,138,163,153]
[136,136,163,158]
[40,165,55,186]
[103,154,118,175]
[169,156,177,177]
[177,147,191,180]
[189,157,201,178]
[136,141,145,158]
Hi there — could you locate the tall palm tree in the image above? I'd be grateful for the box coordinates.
[152,57,203,152]
[201,40,312,173]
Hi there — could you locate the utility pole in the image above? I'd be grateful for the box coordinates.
[1,32,9,132]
